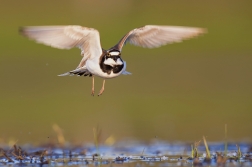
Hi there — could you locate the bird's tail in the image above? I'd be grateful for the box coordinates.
[58,67,92,77]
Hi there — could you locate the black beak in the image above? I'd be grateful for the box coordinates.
[112,57,118,62]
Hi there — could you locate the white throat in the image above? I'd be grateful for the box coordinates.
[104,58,123,66]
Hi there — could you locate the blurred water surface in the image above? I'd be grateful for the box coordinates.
[0,141,251,167]
[0,0,252,144]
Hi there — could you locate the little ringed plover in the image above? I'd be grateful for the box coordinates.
[19,25,207,96]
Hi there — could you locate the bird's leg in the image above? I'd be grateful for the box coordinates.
[91,75,95,96]
[98,79,105,96]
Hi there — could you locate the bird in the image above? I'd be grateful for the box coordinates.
[19,25,207,96]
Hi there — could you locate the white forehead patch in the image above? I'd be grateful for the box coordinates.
[109,51,120,56]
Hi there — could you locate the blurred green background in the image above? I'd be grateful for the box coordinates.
[0,0,251,145]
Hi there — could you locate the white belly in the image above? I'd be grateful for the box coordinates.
[86,58,126,79]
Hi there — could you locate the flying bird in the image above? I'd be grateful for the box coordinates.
[19,25,207,96]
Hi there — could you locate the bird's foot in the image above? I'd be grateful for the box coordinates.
[91,89,95,96]
[98,89,104,96]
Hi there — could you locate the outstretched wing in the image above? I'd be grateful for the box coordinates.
[19,25,102,68]
[110,25,207,51]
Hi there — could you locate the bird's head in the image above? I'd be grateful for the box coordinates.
[104,50,123,66]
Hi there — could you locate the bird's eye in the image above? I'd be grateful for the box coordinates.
[107,53,111,57]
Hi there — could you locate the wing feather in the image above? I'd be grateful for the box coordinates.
[19,25,102,68]
[110,25,207,51]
